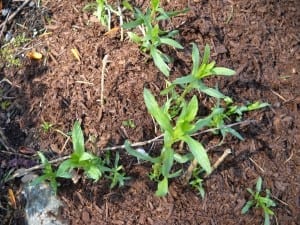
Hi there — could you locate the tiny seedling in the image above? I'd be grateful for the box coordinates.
[122,119,136,128]
[189,166,205,198]
[32,152,60,193]
[242,176,276,225]
[41,121,54,133]
[123,0,187,76]
[105,152,130,189]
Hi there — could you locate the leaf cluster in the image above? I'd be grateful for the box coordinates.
[122,0,187,76]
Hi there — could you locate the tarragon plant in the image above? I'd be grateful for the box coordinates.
[242,177,276,225]
[123,0,187,76]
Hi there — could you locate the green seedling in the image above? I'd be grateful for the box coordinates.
[242,176,276,225]
[209,99,269,142]
[189,166,205,198]
[122,119,136,128]
[32,152,60,193]
[0,33,30,67]
[126,88,213,196]
[105,152,130,189]
[41,121,54,133]
[123,0,187,76]
[0,101,10,110]
[171,43,236,100]
[56,121,110,181]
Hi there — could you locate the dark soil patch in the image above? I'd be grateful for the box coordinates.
[0,0,299,224]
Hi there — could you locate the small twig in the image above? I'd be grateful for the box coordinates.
[9,155,70,180]
[206,148,232,176]
[102,120,254,151]
[249,157,265,173]
[0,0,31,29]
[184,158,198,184]
[0,10,10,41]
[100,55,109,107]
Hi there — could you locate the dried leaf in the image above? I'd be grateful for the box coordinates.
[71,48,81,61]
[8,189,16,209]
[27,51,43,60]
[104,27,120,38]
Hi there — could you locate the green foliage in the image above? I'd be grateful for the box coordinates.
[242,177,276,225]
[31,152,60,194]
[122,119,136,128]
[56,121,110,181]
[189,166,205,198]
[125,89,212,196]
[172,43,236,100]
[105,152,130,189]
[41,121,54,133]
[0,33,30,67]
[123,1,187,76]
[33,121,128,193]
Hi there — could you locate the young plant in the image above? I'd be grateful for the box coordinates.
[123,0,187,76]
[105,152,130,189]
[32,152,60,193]
[189,166,205,199]
[172,43,236,101]
[41,121,54,133]
[126,88,213,196]
[56,121,110,181]
[242,176,276,225]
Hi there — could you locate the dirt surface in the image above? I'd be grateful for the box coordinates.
[0,0,299,224]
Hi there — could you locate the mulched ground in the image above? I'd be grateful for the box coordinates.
[0,0,299,224]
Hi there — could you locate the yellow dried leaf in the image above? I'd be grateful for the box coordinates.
[27,51,43,60]
[8,188,16,209]
[71,48,81,61]
[104,27,120,37]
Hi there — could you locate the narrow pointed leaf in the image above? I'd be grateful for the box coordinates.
[211,67,236,76]
[181,136,212,174]
[72,121,85,155]
[150,47,170,76]
[143,88,172,133]
[155,177,168,196]
[160,38,184,49]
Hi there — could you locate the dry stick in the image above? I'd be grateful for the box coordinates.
[184,148,232,184]
[100,55,109,107]
[0,0,31,29]
[0,10,10,41]
[102,120,254,151]
[9,156,70,180]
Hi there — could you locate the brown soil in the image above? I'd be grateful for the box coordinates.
[0,0,299,225]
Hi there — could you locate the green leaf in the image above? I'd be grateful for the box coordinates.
[174,153,193,163]
[197,82,226,98]
[247,102,270,111]
[72,121,85,155]
[150,47,170,76]
[143,88,173,133]
[124,141,158,163]
[127,32,142,44]
[256,176,263,193]
[79,152,96,161]
[191,43,200,76]
[241,200,254,214]
[155,177,168,196]
[37,151,48,165]
[86,166,102,181]
[181,136,212,174]
[264,212,270,225]
[211,67,236,76]
[225,127,244,141]
[201,44,210,65]
[56,160,74,178]
[160,38,184,49]
[151,0,159,12]
[173,74,195,84]
[161,147,174,177]
[184,96,198,122]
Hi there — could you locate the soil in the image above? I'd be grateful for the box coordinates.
[0,0,299,225]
